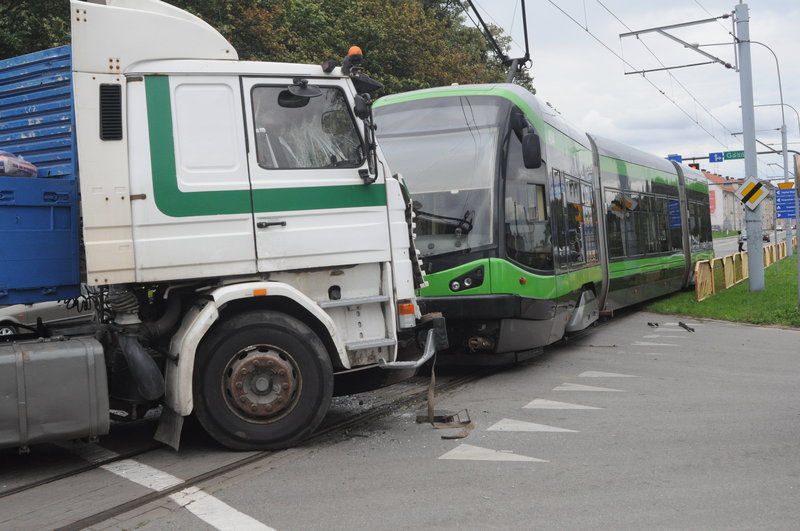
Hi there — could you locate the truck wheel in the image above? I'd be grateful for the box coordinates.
[193,310,333,450]
[0,322,17,336]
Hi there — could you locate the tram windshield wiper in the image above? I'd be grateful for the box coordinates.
[414,205,474,238]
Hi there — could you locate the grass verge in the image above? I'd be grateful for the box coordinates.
[644,255,800,327]
[712,230,737,239]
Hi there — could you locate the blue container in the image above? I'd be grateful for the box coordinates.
[0,46,80,304]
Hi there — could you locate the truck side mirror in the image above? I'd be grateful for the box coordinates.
[353,94,370,120]
[522,132,542,169]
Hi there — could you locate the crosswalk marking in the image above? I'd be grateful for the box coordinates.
[439,444,548,462]
[487,418,578,432]
[523,398,602,410]
[553,383,625,392]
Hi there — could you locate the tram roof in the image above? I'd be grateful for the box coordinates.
[588,133,677,175]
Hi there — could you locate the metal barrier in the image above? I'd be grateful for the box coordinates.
[695,251,749,302]
[695,260,714,302]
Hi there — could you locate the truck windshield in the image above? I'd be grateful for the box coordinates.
[252,86,363,169]
[375,95,503,257]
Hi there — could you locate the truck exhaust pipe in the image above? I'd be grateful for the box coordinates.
[118,334,165,401]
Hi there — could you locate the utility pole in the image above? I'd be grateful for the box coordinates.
[735,3,764,291]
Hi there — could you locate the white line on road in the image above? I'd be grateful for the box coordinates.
[642,334,686,339]
[523,398,603,410]
[578,371,637,378]
[63,443,274,531]
[553,383,625,392]
[439,444,548,462]
[487,418,578,432]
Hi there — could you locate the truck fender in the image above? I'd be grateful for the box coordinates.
[165,282,347,417]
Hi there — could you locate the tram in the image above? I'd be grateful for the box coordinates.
[374,84,713,362]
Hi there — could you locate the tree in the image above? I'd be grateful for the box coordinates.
[0,0,534,95]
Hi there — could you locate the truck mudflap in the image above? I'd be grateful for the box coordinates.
[377,313,448,370]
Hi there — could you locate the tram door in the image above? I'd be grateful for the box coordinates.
[551,169,590,271]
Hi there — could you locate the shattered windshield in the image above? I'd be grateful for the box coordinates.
[375,95,504,257]
[252,86,363,169]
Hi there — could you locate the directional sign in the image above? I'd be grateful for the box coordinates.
[776,187,797,219]
[667,154,682,163]
[734,176,769,210]
[724,150,745,160]
[709,152,724,163]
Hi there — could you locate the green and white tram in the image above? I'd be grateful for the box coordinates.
[374,84,713,362]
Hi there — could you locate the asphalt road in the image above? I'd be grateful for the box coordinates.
[52,310,797,531]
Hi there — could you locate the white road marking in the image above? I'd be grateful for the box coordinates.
[578,371,636,378]
[171,487,275,531]
[663,322,703,326]
[63,443,274,531]
[633,341,677,347]
[523,398,603,410]
[102,460,185,491]
[553,383,625,392]
[439,444,547,462]
[487,418,577,432]
[642,334,686,339]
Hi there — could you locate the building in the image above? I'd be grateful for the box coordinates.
[702,171,775,232]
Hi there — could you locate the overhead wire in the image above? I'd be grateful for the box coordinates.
[544,0,730,150]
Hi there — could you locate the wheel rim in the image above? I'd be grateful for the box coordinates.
[222,344,301,423]
[0,326,15,336]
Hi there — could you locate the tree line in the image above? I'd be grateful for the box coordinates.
[0,0,533,95]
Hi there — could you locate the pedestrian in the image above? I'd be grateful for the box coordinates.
[737,230,744,252]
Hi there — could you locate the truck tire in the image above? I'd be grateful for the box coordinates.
[193,310,333,450]
[0,322,17,336]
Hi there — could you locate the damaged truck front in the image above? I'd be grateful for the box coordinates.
[0,0,444,452]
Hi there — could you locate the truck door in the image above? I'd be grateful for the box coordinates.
[128,75,257,282]
[241,78,391,272]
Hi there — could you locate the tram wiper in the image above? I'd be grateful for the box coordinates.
[414,205,474,238]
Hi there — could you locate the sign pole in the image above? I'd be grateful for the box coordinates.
[736,3,765,291]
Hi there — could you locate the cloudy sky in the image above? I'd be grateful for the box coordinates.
[478,0,800,181]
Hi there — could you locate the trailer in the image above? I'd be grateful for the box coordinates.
[0,0,444,452]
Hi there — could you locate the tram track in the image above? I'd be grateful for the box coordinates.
[2,367,490,531]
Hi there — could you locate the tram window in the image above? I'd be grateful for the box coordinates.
[504,131,552,270]
[564,176,585,264]
[605,190,625,258]
[667,199,683,251]
[582,183,599,262]
[654,197,670,252]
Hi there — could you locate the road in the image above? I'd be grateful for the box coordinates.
[714,232,787,257]
[2,310,800,530]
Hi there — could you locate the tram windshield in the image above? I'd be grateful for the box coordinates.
[375,96,504,257]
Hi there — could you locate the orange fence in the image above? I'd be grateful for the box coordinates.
[694,236,795,301]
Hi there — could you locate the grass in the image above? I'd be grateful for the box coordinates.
[644,255,800,327]
[712,230,738,239]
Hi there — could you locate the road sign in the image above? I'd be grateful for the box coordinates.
[777,182,794,189]
[709,152,723,163]
[724,150,745,160]
[776,188,797,219]
[667,154,682,163]
[734,176,769,210]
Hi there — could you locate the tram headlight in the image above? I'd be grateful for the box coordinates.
[448,266,485,292]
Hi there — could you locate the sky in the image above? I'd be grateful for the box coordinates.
[477,0,800,181]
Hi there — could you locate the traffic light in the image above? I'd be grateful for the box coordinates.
[688,162,700,170]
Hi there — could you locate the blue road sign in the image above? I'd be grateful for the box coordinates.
[709,152,723,163]
[667,154,682,163]
[776,188,797,219]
